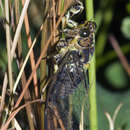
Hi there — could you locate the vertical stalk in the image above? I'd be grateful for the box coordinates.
[40,20,48,130]
[5,0,13,94]
[40,0,50,128]
[60,0,65,13]
[15,0,35,130]
[22,0,38,98]
[5,0,14,129]
[85,0,98,130]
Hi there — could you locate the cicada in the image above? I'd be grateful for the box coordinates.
[44,0,96,129]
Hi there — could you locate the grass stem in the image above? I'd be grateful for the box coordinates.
[85,0,98,130]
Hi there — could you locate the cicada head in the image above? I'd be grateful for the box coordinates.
[76,21,96,49]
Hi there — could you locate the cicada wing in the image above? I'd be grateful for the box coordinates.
[45,49,91,129]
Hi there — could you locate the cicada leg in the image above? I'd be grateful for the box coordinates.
[62,0,84,28]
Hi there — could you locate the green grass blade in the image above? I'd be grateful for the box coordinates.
[85,0,98,130]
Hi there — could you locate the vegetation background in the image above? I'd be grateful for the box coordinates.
[0,0,130,129]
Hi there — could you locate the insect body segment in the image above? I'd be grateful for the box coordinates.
[48,50,86,99]
[53,20,96,74]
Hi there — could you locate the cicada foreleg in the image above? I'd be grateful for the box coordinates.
[62,0,84,29]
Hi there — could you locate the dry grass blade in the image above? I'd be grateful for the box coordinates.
[109,34,130,76]
[14,0,35,129]
[0,73,8,118]
[13,24,43,94]
[48,103,66,130]
[14,4,69,109]
[105,103,123,130]
[1,0,71,129]
[13,118,22,130]
[5,0,14,128]
[79,103,84,130]
[11,0,30,59]
[1,99,42,130]
[105,112,114,130]
[22,0,38,98]
[112,103,123,124]
[1,0,30,118]
[5,0,13,92]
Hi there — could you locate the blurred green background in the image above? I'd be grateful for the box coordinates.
[0,0,130,129]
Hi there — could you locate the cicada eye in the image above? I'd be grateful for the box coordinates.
[79,29,90,37]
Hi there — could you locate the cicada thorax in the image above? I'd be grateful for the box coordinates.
[57,20,96,67]
[61,21,96,47]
